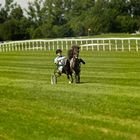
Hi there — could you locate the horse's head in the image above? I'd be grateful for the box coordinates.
[67,44,80,59]
[72,44,80,58]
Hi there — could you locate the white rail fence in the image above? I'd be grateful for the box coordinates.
[0,38,140,52]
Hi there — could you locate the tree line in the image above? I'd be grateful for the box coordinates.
[0,0,140,41]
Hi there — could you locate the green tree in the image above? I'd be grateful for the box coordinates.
[129,0,140,17]
[67,0,95,36]
[1,0,140,40]
[0,7,7,23]
[26,0,46,26]
[0,19,17,40]
[10,5,23,20]
[108,0,140,33]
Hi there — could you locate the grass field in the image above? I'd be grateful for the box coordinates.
[78,33,140,38]
[0,50,140,140]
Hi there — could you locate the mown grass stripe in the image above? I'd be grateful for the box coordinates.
[0,51,140,140]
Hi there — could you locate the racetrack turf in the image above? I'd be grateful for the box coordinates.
[0,51,140,140]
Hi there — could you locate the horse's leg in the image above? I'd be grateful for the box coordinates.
[75,75,78,83]
[74,72,80,83]
[78,73,80,83]
[67,74,73,84]
[72,71,76,83]
[70,73,73,83]
[67,74,70,82]
[76,73,80,83]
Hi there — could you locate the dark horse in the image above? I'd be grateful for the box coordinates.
[66,45,85,83]
[51,45,85,84]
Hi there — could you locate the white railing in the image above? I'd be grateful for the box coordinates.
[0,38,140,52]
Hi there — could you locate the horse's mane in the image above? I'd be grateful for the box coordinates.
[67,44,80,60]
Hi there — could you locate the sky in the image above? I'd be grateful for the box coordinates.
[0,0,34,9]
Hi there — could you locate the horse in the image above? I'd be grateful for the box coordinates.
[67,45,85,83]
[51,45,85,84]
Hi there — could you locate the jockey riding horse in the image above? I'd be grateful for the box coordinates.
[51,45,85,84]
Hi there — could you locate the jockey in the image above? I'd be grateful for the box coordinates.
[54,49,66,74]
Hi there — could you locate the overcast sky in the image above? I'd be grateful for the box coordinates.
[0,0,31,9]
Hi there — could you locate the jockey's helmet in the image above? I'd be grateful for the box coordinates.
[56,49,62,54]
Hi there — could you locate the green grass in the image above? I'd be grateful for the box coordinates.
[83,33,140,38]
[0,51,140,140]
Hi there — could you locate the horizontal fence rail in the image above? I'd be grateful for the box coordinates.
[0,38,140,52]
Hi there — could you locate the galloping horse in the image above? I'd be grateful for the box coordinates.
[51,45,85,84]
[67,45,85,83]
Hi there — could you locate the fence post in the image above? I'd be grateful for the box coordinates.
[66,40,68,50]
[103,40,105,51]
[108,40,111,51]
[136,39,138,52]
[122,40,124,51]
[115,40,117,51]
[97,40,99,51]
[0,44,1,52]
[128,39,130,51]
